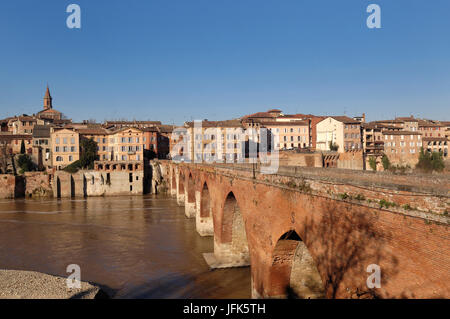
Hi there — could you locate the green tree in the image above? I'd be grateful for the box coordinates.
[416,148,444,172]
[382,154,390,170]
[79,138,98,169]
[368,156,377,171]
[20,140,26,154]
[329,141,339,152]
[63,160,81,173]
[17,154,34,173]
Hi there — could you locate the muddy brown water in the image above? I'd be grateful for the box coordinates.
[0,194,251,298]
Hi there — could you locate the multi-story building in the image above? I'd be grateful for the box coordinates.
[262,120,310,150]
[110,127,144,162]
[418,120,446,138]
[0,133,33,155]
[51,128,80,170]
[77,127,112,161]
[157,125,173,159]
[9,116,44,135]
[443,122,450,140]
[289,115,326,150]
[362,122,403,156]
[382,131,422,166]
[316,116,362,152]
[422,137,448,158]
[184,120,247,162]
[32,125,52,170]
[395,116,419,131]
[142,127,171,159]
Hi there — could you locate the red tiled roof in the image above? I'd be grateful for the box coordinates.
[381,130,421,135]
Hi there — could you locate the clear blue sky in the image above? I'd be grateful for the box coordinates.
[0,0,449,124]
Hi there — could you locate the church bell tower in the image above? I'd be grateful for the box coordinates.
[43,85,53,110]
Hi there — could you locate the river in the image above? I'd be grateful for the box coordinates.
[0,194,251,298]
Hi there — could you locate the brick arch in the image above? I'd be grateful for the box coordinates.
[187,173,195,203]
[267,229,325,298]
[178,170,185,195]
[200,182,211,218]
[171,168,176,191]
[211,191,250,267]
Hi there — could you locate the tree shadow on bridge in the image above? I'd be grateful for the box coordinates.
[299,201,399,299]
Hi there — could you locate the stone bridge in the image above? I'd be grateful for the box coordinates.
[159,161,450,299]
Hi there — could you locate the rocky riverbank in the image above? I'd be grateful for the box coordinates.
[0,270,109,299]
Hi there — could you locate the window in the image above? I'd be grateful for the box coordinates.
[56,156,63,162]
[71,146,75,152]
[63,138,68,144]
[55,138,60,144]
[69,155,73,161]
[55,146,60,152]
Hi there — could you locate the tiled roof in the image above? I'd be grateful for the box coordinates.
[185,120,243,128]
[76,128,111,135]
[329,116,361,124]
[381,130,421,135]
[32,125,51,138]
[261,120,309,126]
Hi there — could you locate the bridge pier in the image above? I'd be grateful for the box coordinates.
[170,169,177,197]
[203,191,250,269]
[195,190,213,236]
[176,173,185,206]
[184,173,196,218]
[184,200,195,218]
[203,240,250,269]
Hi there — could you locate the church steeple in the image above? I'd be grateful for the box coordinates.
[44,85,53,110]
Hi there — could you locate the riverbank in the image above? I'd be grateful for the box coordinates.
[0,270,109,299]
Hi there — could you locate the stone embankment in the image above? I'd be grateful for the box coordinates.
[0,270,108,299]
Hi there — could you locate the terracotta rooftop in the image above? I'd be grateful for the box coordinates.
[185,120,243,128]
[32,125,51,138]
[422,137,449,142]
[261,120,309,126]
[76,128,111,135]
[329,116,361,124]
[381,130,421,135]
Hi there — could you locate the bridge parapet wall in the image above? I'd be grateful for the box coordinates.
[164,162,449,218]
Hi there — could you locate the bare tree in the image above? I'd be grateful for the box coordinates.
[0,142,9,173]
